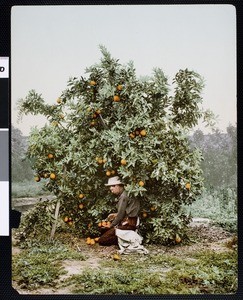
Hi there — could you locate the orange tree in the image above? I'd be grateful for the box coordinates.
[17,46,211,244]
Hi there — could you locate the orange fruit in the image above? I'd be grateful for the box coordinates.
[102,158,107,163]
[150,206,156,211]
[113,95,120,102]
[111,170,116,175]
[86,238,91,245]
[90,239,95,245]
[106,221,111,227]
[50,173,56,180]
[64,216,69,222]
[121,159,127,166]
[175,234,181,244]
[138,180,145,187]
[96,109,101,115]
[129,133,135,139]
[98,222,102,227]
[101,221,107,227]
[90,80,96,86]
[142,212,147,218]
[56,98,62,104]
[79,193,84,199]
[48,153,54,159]
[94,237,100,242]
[117,84,123,91]
[79,203,84,209]
[98,158,103,164]
[185,182,191,190]
[34,176,40,182]
[140,129,147,137]
[90,120,96,126]
[113,253,121,261]
[44,173,49,178]
[106,170,111,176]
[68,221,73,226]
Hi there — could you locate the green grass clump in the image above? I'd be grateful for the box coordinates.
[62,250,237,294]
[12,240,86,290]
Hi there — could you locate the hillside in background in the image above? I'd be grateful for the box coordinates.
[11,126,34,182]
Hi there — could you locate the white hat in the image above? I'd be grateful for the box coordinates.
[105,176,124,186]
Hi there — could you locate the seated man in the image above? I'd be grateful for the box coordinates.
[98,176,140,246]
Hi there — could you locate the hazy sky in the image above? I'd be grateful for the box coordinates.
[11,4,236,136]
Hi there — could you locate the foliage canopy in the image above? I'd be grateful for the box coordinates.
[17,46,212,244]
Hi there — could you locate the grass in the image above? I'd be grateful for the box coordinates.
[12,239,86,290]
[12,228,238,294]
[12,183,238,294]
[61,249,237,294]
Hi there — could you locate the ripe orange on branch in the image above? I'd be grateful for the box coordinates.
[140,129,147,137]
[56,98,62,104]
[79,203,84,209]
[50,173,56,180]
[79,193,85,199]
[185,182,191,190]
[142,212,148,218]
[116,84,123,91]
[48,153,54,159]
[138,180,145,187]
[89,80,96,86]
[113,95,120,102]
[120,159,127,166]
[34,176,40,182]
[106,170,111,176]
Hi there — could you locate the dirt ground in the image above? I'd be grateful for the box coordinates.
[12,219,236,295]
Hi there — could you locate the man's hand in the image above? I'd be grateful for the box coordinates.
[101,220,111,228]
[107,213,117,222]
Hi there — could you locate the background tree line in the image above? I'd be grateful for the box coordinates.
[11,124,237,190]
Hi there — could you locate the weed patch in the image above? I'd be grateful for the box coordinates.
[60,249,237,294]
[12,240,86,290]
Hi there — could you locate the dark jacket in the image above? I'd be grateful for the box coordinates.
[111,190,140,227]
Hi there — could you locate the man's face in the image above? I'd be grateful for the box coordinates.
[109,184,123,195]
